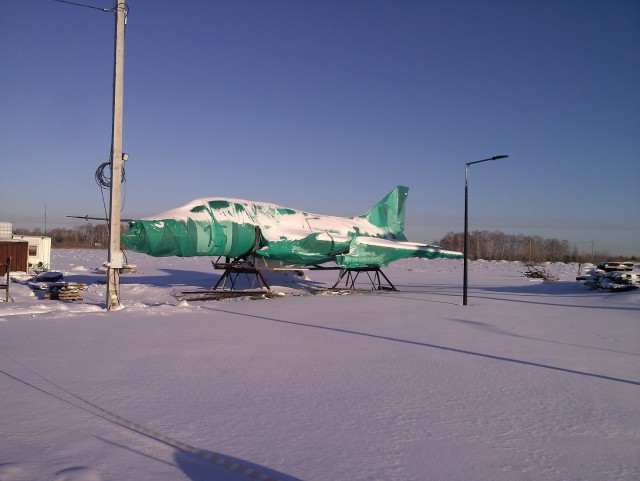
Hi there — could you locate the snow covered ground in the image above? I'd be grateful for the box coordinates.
[1,249,639,481]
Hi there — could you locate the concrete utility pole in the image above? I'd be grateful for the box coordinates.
[106,2,126,310]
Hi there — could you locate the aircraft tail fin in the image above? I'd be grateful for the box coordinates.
[360,186,409,240]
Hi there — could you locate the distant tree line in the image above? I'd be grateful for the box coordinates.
[434,230,636,263]
[11,225,636,263]
[14,223,129,249]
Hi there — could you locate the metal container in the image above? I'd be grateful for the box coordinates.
[0,222,13,240]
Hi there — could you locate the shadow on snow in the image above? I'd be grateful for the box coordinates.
[200,306,640,387]
[0,368,300,481]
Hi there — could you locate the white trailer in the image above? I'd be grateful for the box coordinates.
[11,235,51,271]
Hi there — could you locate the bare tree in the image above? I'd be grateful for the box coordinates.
[435,230,596,262]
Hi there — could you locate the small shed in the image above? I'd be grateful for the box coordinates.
[12,235,52,270]
[0,240,29,274]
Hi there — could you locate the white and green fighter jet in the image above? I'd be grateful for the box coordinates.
[121,186,462,269]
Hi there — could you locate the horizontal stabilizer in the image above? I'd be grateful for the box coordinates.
[336,237,462,268]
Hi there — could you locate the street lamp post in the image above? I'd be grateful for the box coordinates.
[463,155,509,305]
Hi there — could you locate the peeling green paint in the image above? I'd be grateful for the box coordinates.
[122,218,256,258]
[206,200,231,210]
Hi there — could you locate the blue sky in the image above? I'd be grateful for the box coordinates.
[1,0,639,255]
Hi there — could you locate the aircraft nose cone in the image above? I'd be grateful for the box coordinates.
[121,221,148,253]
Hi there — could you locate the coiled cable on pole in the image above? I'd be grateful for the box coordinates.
[95,161,126,189]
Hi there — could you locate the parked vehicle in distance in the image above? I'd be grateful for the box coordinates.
[596,261,635,272]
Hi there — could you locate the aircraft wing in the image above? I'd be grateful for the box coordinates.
[255,231,352,266]
[335,236,462,268]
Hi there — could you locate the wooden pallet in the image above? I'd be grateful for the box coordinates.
[44,282,86,301]
[56,290,84,301]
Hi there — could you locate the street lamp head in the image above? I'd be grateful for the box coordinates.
[466,155,510,168]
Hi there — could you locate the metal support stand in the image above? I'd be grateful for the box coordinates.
[179,256,272,301]
[331,267,397,291]
[211,257,271,291]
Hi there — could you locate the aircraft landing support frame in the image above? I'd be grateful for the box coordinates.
[208,228,271,292]
[211,257,271,291]
[178,257,272,301]
[330,267,397,291]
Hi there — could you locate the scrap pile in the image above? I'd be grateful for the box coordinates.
[577,261,639,292]
[523,263,559,281]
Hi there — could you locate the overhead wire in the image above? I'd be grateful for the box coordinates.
[52,0,112,13]
[54,0,131,296]
[51,0,129,23]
